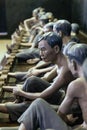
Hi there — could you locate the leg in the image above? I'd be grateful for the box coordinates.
[5,102,30,122]
[16,48,40,62]
[2,85,16,92]
[8,72,27,81]
[22,76,50,92]
[22,76,64,105]
[18,98,72,130]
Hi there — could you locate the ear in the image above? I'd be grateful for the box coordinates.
[72,60,78,71]
[54,45,59,53]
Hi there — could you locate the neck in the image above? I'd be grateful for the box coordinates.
[62,36,71,45]
[77,65,83,78]
[56,52,66,68]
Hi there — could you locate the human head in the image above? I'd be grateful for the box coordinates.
[38,32,62,63]
[43,22,54,33]
[32,7,45,19]
[82,58,87,81]
[63,41,77,55]
[45,12,54,22]
[66,43,87,77]
[32,8,39,18]
[37,7,45,12]
[39,15,49,26]
[53,19,71,37]
[71,23,80,36]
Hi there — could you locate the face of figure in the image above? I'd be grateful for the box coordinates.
[38,39,58,63]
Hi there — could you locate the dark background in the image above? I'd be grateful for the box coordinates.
[0,0,87,37]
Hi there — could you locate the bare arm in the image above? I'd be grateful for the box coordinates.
[57,81,78,125]
[41,66,57,82]
[24,17,35,31]
[26,65,56,77]
[34,61,51,69]
[13,67,73,100]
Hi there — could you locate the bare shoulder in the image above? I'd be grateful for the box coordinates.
[68,78,84,89]
[67,78,85,97]
[58,66,74,83]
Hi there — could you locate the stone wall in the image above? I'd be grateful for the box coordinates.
[71,0,87,33]
[1,0,87,37]
[5,0,71,36]
[0,0,7,33]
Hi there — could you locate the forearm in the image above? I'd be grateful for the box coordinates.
[35,61,51,69]
[24,19,32,31]
[16,85,55,100]
[39,66,55,74]
[18,90,41,100]
[42,67,57,82]
[24,21,30,32]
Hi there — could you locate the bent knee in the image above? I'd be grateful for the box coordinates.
[29,76,38,81]
[32,98,46,108]
[26,76,39,84]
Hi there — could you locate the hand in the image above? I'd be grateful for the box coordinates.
[13,86,22,96]
[67,114,78,126]
[41,72,51,81]
[43,72,50,77]
[41,77,46,81]
[27,68,40,77]
[81,121,87,129]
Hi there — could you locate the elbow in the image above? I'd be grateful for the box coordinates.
[39,93,47,99]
